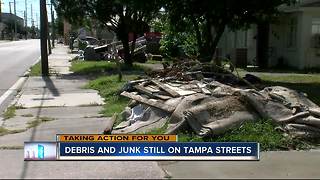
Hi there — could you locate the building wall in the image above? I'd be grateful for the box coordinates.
[246,26,257,65]
[269,8,320,69]
[216,6,320,69]
[301,7,320,68]
[268,13,303,68]
[219,26,256,65]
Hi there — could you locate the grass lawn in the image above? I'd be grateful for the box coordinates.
[71,60,150,117]
[70,60,151,75]
[28,62,58,76]
[149,119,315,151]
[259,74,320,105]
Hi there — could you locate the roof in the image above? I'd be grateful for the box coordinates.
[300,0,320,7]
[279,0,320,12]
[0,13,24,21]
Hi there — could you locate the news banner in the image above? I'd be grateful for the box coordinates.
[24,134,260,161]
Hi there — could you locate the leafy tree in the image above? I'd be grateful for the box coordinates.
[165,0,294,65]
[53,0,162,66]
[153,13,198,58]
[54,15,64,36]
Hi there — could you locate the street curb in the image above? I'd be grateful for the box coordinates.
[0,77,28,114]
[23,56,41,77]
[0,77,29,107]
[0,56,41,119]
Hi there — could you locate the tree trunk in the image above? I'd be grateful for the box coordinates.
[256,23,270,69]
[200,18,214,62]
[130,33,137,55]
[119,32,133,67]
[199,21,225,65]
[190,15,202,58]
[210,25,226,66]
[123,39,132,66]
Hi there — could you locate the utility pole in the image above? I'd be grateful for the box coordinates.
[46,3,54,48]
[47,17,51,54]
[40,0,49,76]
[36,13,38,29]
[0,0,3,40]
[9,2,13,40]
[46,4,51,54]
[9,2,12,14]
[13,0,16,40]
[0,0,2,22]
[25,0,27,39]
[31,4,34,27]
[50,1,55,48]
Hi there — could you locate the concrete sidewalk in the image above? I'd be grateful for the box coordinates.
[0,45,166,179]
[159,150,320,179]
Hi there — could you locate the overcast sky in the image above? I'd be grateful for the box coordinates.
[1,0,56,27]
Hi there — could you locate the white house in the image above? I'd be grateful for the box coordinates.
[219,0,320,69]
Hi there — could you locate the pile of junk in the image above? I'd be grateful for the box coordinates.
[105,61,320,140]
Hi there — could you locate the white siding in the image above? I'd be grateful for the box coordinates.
[301,8,320,68]
[269,13,303,68]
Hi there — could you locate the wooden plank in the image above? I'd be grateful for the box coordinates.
[133,85,170,100]
[121,91,176,112]
[128,79,149,85]
[151,80,180,97]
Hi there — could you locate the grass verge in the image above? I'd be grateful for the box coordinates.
[28,62,59,76]
[85,74,140,117]
[72,60,146,118]
[29,62,41,76]
[70,60,150,75]
[178,119,316,151]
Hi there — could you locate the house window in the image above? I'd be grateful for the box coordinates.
[287,18,297,48]
[312,18,320,48]
[312,18,320,35]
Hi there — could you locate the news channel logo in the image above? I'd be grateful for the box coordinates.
[24,142,57,160]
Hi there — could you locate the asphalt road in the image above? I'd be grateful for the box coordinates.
[0,39,40,112]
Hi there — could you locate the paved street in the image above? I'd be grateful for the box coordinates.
[0,40,40,98]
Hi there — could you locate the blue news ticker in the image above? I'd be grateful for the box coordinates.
[58,142,259,160]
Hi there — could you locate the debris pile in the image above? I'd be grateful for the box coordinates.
[109,64,320,139]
